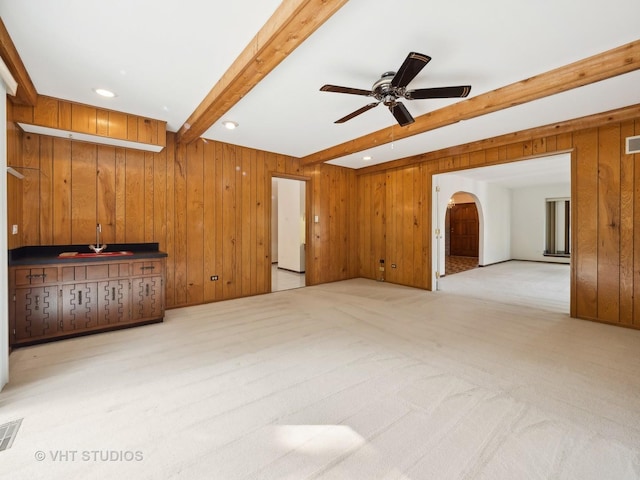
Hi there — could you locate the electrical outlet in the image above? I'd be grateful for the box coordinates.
[210,275,219,281]
[12,225,18,235]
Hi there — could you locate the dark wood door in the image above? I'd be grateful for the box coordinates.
[97,279,130,325]
[131,276,164,320]
[61,282,99,331]
[13,286,60,341]
[450,203,479,257]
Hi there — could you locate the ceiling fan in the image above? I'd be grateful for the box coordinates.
[320,52,471,127]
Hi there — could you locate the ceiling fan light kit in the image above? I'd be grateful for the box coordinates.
[321,51,471,127]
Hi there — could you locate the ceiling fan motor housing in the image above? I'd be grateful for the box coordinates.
[372,71,399,105]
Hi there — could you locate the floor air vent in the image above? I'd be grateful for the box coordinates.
[627,135,640,155]
[0,419,23,452]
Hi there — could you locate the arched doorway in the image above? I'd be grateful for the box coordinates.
[445,192,479,275]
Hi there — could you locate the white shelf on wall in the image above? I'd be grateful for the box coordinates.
[6,167,25,179]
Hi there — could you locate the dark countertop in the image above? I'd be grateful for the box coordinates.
[8,243,168,266]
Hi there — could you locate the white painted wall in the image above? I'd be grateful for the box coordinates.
[511,183,571,263]
[277,178,305,272]
[432,173,512,287]
[271,178,278,263]
[1,88,10,389]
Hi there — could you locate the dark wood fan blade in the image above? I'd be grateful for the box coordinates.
[406,85,472,99]
[389,102,414,126]
[335,102,380,123]
[391,52,431,89]
[321,84,373,96]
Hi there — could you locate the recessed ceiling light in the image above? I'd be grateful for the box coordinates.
[222,120,238,130]
[94,88,116,98]
[363,155,372,161]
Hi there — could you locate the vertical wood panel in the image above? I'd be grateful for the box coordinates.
[153,140,167,258]
[21,134,40,245]
[222,144,237,298]
[328,167,339,281]
[59,101,72,130]
[203,141,217,303]
[339,167,351,279]
[97,146,116,244]
[70,142,97,244]
[127,115,138,142]
[255,151,267,292]
[214,142,226,299]
[39,136,53,244]
[359,173,372,278]
[108,111,128,140]
[33,96,58,127]
[6,116,22,249]
[633,119,640,326]
[573,129,599,319]
[186,142,204,305]
[385,170,397,283]
[372,173,386,281]
[144,152,154,242]
[71,103,97,134]
[249,149,258,294]
[596,125,621,323]
[619,121,634,325]
[173,144,188,306]
[241,148,252,297]
[114,148,126,243]
[52,138,72,244]
[96,110,109,137]
[401,167,414,286]
[124,150,145,242]
[235,147,244,295]
[164,133,177,307]
[412,166,424,288]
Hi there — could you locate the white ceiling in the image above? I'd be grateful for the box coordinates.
[437,153,571,190]
[1,0,639,170]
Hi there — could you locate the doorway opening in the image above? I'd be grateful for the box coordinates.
[271,176,307,292]
[445,192,479,276]
[431,153,571,313]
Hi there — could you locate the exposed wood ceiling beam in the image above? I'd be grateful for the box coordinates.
[355,103,640,175]
[176,0,349,145]
[0,17,37,106]
[301,39,640,166]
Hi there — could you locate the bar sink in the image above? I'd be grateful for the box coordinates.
[58,251,134,258]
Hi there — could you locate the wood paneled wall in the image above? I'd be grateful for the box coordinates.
[8,96,640,328]
[6,101,22,250]
[12,95,166,148]
[7,126,358,308]
[357,119,640,328]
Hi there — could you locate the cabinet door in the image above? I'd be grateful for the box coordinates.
[13,286,60,341]
[61,282,99,331]
[131,276,163,320]
[97,280,130,325]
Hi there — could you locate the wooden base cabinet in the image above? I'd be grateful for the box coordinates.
[9,258,165,347]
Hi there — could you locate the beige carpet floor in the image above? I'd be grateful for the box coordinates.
[1,262,639,479]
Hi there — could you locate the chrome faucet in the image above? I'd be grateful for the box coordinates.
[89,223,107,254]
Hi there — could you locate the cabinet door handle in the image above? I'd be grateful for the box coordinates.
[140,266,155,271]
[111,287,116,301]
[78,290,83,305]
[145,284,150,296]
[27,273,47,279]
[35,295,40,311]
